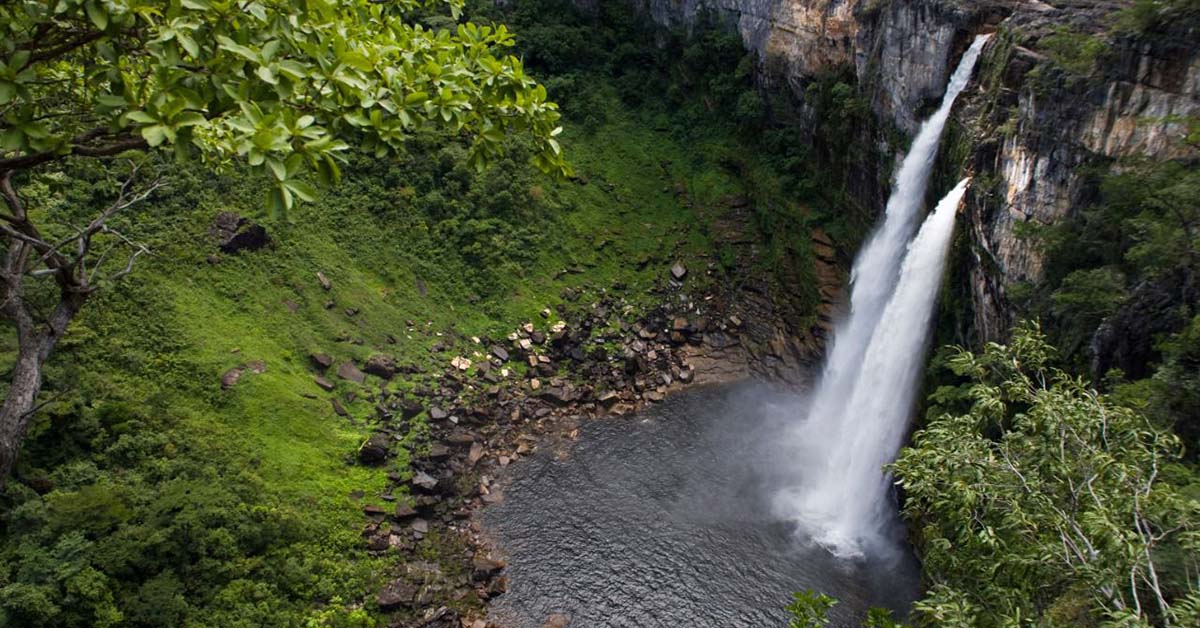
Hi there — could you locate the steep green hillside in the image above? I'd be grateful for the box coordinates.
[0,7,837,621]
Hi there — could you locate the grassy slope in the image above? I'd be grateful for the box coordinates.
[3,90,777,626]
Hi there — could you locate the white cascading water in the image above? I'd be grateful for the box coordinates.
[776,34,990,556]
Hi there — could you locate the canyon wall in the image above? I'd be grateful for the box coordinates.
[633,0,1200,344]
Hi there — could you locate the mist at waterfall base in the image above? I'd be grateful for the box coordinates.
[484,384,922,628]
[774,34,990,557]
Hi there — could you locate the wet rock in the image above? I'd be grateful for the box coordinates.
[210,212,269,254]
[483,575,509,599]
[472,557,506,582]
[358,433,390,465]
[337,361,366,383]
[363,355,397,379]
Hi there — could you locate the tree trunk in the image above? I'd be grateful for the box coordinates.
[0,249,87,485]
[0,345,48,483]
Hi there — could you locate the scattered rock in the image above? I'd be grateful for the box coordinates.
[670,262,687,281]
[543,613,570,628]
[358,433,390,465]
[331,398,349,417]
[472,557,506,582]
[220,367,244,390]
[411,471,439,492]
[310,352,334,370]
[363,355,397,379]
[399,399,423,419]
[337,361,366,384]
[317,271,332,291]
[490,345,510,362]
[468,442,484,466]
[377,579,418,610]
[429,406,449,421]
[314,376,335,392]
[394,503,418,520]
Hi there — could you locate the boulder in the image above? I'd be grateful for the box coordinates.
[411,471,439,492]
[377,579,418,610]
[310,352,334,370]
[472,557,506,582]
[210,212,268,254]
[314,376,335,392]
[399,399,423,419]
[393,503,419,520]
[220,367,244,390]
[358,433,390,465]
[337,361,366,383]
[490,345,510,361]
[363,355,397,379]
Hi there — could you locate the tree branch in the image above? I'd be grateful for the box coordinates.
[0,132,147,175]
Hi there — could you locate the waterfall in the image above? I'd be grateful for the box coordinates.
[776,34,989,556]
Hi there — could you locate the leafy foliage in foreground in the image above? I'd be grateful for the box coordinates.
[897,325,1200,627]
[1,0,568,208]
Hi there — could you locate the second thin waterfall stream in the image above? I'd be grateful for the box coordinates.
[777,34,990,556]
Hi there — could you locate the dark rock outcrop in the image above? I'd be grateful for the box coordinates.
[209,212,268,254]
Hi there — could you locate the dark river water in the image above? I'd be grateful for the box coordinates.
[482,382,922,628]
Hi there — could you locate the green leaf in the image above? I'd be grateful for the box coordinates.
[86,0,108,30]
[265,157,287,181]
[124,111,157,124]
[140,125,167,147]
[286,180,316,203]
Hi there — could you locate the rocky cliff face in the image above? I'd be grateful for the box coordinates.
[631,0,1200,344]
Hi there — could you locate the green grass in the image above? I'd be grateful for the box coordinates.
[3,86,793,626]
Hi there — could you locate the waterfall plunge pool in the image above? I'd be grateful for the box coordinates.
[481,382,922,628]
